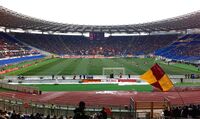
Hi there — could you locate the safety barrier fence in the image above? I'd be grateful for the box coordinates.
[0,95,132,118]
[0,82,40,94]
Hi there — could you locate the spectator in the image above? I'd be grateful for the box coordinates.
[98,107,107,119]
[73,101,89,119]
[46,115,50,119]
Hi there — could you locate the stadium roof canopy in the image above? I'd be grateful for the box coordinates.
[1,6,200,34]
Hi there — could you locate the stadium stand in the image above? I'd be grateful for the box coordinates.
[0,55,45,66]
[12,33,178,56]
[1,104,200,119]
[164,104,200,118]
[0,5,200,119]
[0,32,40,58]
[155,34,200,61]
[0,32,44,66]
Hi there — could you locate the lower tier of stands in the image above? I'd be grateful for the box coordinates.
[0,55,45,66]
[0,32,40,59]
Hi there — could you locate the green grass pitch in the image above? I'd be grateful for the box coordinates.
[1,83,200,92]
[4,57,199,76]
[27,82,200,92]
[1,57,199,92]
[26,84,152,92]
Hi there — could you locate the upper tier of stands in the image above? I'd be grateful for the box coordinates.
[13,33,178,56]
[155,34,200,61]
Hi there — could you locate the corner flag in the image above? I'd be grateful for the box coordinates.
[140,63,173,91]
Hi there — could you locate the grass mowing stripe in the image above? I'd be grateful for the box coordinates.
[73,58,89,75]
[100,58,123,75]
[20,58,63,75]
[158,63,196,75]
[101,58,121,68]
[58,59,79,75]
[157,59,199,73]
[5,58,58,75]
[112,58,145,74]
[170,63,199,73]
[111,58,147,74]
[2,59,40,70]
[66,59,83,75]
[88,58,103,75]
[59,59,81,75]
[37,59,72,75]
[157,60,200,74]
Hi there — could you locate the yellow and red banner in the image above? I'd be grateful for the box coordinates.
[140,63,173,91]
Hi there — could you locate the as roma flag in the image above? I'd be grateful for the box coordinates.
[140,63,173,91]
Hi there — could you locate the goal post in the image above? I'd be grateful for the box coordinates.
[102,67,125,76]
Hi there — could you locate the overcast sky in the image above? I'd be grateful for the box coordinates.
[1,0,200,25]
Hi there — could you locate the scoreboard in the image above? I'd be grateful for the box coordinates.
[89,32,104,40]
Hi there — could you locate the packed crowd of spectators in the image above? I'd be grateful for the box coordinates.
[2,101,200,119]
[0,101,111,119]
[14,33,178,56]
[163,104,200,118]
[1,32,199,60]
[0,110,69,119]
[0,32,40,59]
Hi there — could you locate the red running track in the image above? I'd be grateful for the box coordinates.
[0,91,200,107]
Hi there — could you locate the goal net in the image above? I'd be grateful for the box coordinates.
[102,67,125,76]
